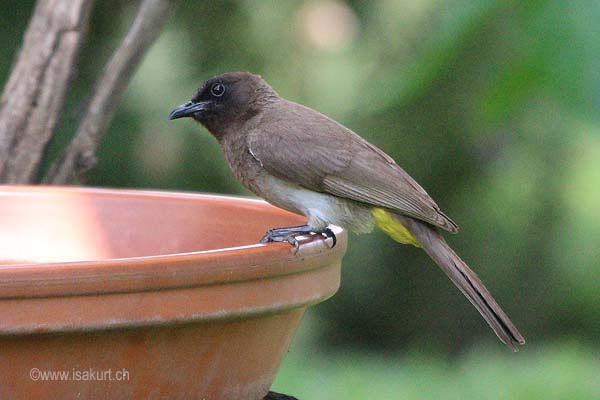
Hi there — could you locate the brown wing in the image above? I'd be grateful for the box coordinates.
[248,100,458,232]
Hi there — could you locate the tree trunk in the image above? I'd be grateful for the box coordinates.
[46,0,173,184]
[0,0,94,183]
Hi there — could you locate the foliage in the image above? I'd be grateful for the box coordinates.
[275,338,600,399]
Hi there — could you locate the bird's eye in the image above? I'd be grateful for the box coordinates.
[210,83,226,97]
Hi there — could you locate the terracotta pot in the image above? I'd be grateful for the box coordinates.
[0,186,345,400]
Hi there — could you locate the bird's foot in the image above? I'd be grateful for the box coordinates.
[260,225,336,254]
[260,225,313,254]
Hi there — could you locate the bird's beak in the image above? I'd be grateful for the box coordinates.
[168,101,210,120]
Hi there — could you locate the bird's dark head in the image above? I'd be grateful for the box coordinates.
[169,71,277,135]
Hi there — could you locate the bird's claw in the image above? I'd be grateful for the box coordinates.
[321,228,337,248]
[259,229,275,244]
[285,236,301,254]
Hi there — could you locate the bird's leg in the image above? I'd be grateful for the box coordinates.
[259,225,336,253]
[260,225,314,239]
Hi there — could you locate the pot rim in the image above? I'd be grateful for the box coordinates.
[0,186,346,299]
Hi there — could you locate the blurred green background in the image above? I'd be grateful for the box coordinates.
[2,0,599,398]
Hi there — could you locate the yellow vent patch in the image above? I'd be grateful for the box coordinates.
[372,208,421,247]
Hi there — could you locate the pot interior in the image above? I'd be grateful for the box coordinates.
[0,188,304,263]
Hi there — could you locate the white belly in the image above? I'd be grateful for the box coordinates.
[256,174,375,234]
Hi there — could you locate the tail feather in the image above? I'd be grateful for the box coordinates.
[392,213,525,351]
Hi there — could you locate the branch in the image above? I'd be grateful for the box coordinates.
[46,0,174,184]
[0,0,94,183]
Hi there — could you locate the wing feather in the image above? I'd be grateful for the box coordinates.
[248,100,458,232]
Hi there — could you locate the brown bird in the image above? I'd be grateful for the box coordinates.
[169,72,525,350]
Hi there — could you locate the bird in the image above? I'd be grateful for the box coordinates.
[169,71,525,351]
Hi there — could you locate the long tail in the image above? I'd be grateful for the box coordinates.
[388,212,525,351]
